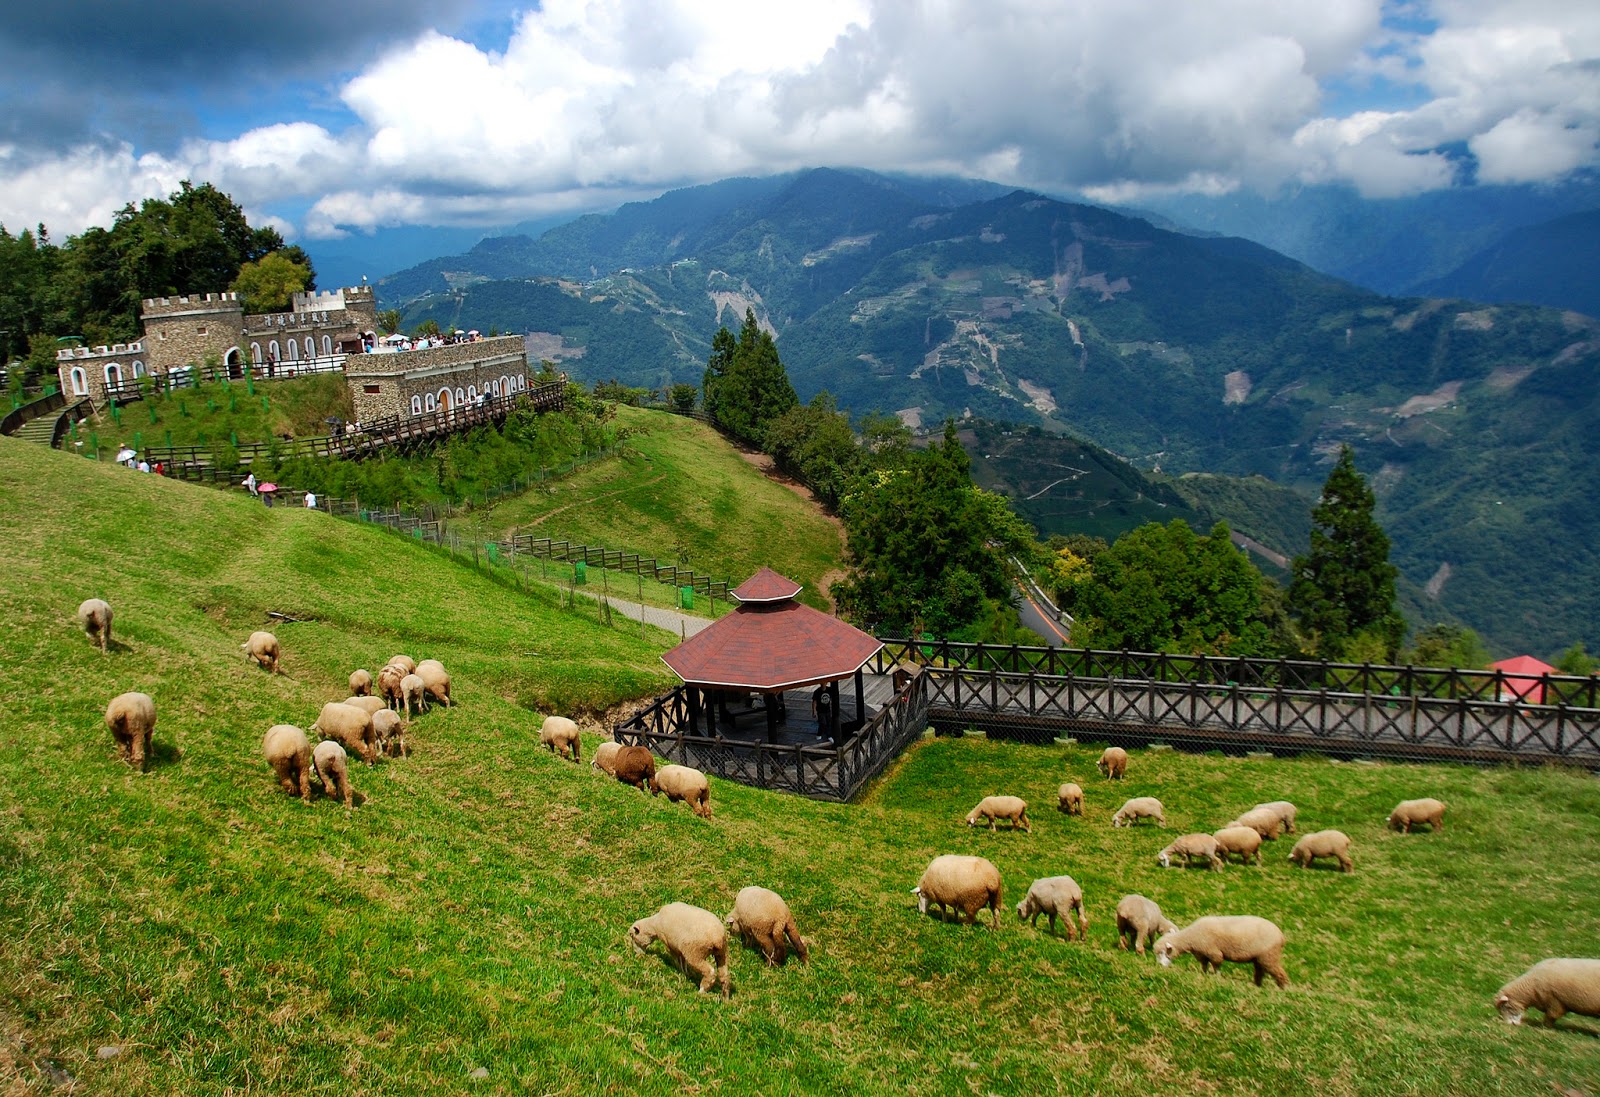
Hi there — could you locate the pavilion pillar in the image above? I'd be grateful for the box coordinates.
[706,688,717,734]
[854,668,866,728]
[764,693,780,743]
[687,686,702,736]
[829,680,842,742]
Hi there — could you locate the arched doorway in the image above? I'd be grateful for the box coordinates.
[437,387,453,413]
[225,348,243,378]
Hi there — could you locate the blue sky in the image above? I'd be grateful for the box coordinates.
[1,0,1596,248]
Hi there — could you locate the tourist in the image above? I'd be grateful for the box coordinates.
[242,472,258,496]
[304,491,318,509]
[136,458,151,474]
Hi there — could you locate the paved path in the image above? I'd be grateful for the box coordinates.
[571,586,715,638]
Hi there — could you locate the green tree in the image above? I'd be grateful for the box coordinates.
[1553,642,1597,676]
[1406,623,1490,669]
[669,383,698,413]
[378,309,403,335]
[231,251,312,313]
[762,392,863,509]
[1289,445,1404,659]
[700,309,797,446]
[413,319,441,338]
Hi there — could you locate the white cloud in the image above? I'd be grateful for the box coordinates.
[1472,108,1600,181]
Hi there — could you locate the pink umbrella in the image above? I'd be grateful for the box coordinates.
[257,482,279,493]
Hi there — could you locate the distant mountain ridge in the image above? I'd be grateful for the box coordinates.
[1413,209,1600,319]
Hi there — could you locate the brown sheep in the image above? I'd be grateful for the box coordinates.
[313,740,355,808]
[241,630,281,673]
[1389,798,1446,833]
[386,655,416,676]
[348,669,372,697]
[913,855,1003,929]
[399,673,427,719]
[1495,959,1600,1026]
[1213,825,1264,866]
[651,764,713,819]
[105,691,155,771]
[342,695,388,717]
[1112,797,1165,827]
[1226,807,1284,841]
[1016,876,1088,940]
[591,741,622,776]
[377,663,406,709]
[629,902,730,999]
[311,701,377,765]
[965,795,1031,832]
[612,746,656,791]
[416,662,452,708]
[725,886,809,966]
[1159,833,1223,870]
[1156,915,1289,987]
[78,598,113,654]
[539,715,581,762]
[1289,829,1354,872]
[262,724,313,802]
[1097,746,1128,779]
[1057,782,1084,815]
[1116,895,1177,954]
[1253,800,1298,834]
[371,709,406,758]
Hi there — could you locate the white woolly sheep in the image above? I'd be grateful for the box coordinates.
[629,902,730,999]
[1097,746,1128,779]
[912,854,1003,928]
[1289,829,1354,873]
[416,662,452,708]
[241,630,281,673]
[311,701,377,765]
[1155,915,1289,987]
[1116,895,1177,954]
[725,886,809,966]
[377,664,406,709]
[1226,807,1284,841]
[965,795,1031,832]
[1016,876,1088,940]
[105,691,155,771]
[539,715,582,762]
[1057,782,1084,815]
[1389,798,1447,833]
[415,658,445,675]
[313,739,355,809]
[348,669,372,696]
[342,695,387,717]
[399,673,427,718]
[78,598,113,655]
[371,709,406,758]
[591,741,622,776]
[1112,796,1165,827]
[651,764,712,819]
[1253,800,1298,834]
[1213,825,1264,866]
[1159,833,1223,870]
[262,724,312,802]
[1494,959,1600,1026]
[386,655,416,676]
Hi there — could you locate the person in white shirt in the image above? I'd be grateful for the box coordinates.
[304,491,318,509]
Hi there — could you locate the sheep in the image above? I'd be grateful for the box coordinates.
[342,695,388,717]
[399,673,427,719]
[386,655,416,675]
[965,795,1031,832]
[348,669,372,696]
[1253,800,1298,834]
[241,630,281,673]
[1494,959,1600,1026]
[1112,797,1165,827]
[313,740,354,809]
[416,662,452,708]
[311,701,377,765]
[1016,876,1088,940]
[371,709,406,758]
[377,664,406,710]
[78,598,113,654]
[1389,798,1447,833]
[725,886,809,966]
[1155,915,1289,988]
[1289,829,1354,873]
[629,902,730,999]
[651,764,713,819]
[262,724,313,802]
[104,691,155,771]
[1116,895,1178,954]
[539,715,582,762]
[912,854,1003,929]
[1097,746,1128,779]
[1226,807,1284,841]
[416,658,445,675]
[612,746,657,791]
[591,741,622,776]
[1213,825,1265,866]
[1057,782,1084,815]
[1159,833,1223,870]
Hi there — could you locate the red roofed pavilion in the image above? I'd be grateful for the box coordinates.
[1491,655,1557,704]
[661,567,883,742]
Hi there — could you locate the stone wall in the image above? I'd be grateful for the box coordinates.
[139,294,245,374]
[343,337,529,422]
[56,342,151,404]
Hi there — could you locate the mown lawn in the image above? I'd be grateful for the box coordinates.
[3,438,1599,1097]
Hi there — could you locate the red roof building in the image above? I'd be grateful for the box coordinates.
[1491,655,1557,704]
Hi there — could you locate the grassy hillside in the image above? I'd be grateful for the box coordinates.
[5,438,1600,1096]
[80,375,354,456]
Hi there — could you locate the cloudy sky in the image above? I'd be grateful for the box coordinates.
[1,0,1596,243]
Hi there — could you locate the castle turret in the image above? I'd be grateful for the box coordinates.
[140,292,245,375]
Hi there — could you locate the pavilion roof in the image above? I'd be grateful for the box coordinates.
[731,566,804,604]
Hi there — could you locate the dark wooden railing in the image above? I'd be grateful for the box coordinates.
[1,390,65,436]
[98,356,347,404]
[497,535,732,600]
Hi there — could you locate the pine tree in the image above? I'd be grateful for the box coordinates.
[1289,445,1403,659]
[700,309,797,446]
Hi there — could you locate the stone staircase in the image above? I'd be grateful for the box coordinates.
[6,398,90,449]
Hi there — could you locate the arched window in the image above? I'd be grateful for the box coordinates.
[132,360,146,377]
[454,387,465,406]
[269,340,281,362]
[322,335,333,357]
[467,385,477,401]
[286,340,299,362]
[251,342,263,364]
[304,337,314,360]
[424,393,437,412]
[410,395,423,415]
[69,367,88,396]
[104,363,122,387]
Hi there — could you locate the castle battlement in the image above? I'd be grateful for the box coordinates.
[141,292,242,316]
[291,285,373,314]
[58,341,145,360]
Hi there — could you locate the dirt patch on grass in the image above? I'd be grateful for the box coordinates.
[730,445,847,608]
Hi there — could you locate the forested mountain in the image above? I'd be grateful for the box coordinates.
[1413,209,1600,320]
[386,169,1600,656]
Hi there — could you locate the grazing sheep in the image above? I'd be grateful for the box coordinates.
[371,709,406,758]
[612,746,656,791]
[1388,798,1447,833]
[725,886,809,966]
[415,658,445,675]
[1253,800,1298,834]
[399,673,427,718]
[262,724,312,802]
[1289,830,1354,873]
[241,630,281,673]
[377,664,406,710]
[629,902,730,999]
[1226,807,1284,841]
[1116,895,1178,954]
[651,764,713,819]
[1155,915,1289,988]
[1112,797,1165,828]
[311,701,377,765]
[348,669,372,697]
[416,662,452,708]
[1016,876,1088,940]
[1494,959,1600,1026]
[1213,825,1265,866]
[539,716,582,762]
[591,741,622,776]
[104,692,155,771]
[342,695,387,717]
[912,855,1003,929]
[1057,782,1084,815]
[386,655,416,676]
[965,795,1031,832]
[1159,833,1223,870]
[77,598,113,654]
[313,740,354,809]
[1097,746,1128,779]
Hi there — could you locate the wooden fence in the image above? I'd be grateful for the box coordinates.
[495,535,733,600]
[99,356,346,404]
[1,390,65,436]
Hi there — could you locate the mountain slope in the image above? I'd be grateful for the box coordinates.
[1413,209,1600,319]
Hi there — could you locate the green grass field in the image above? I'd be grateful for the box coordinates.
[74,375,355,457]
[3,438,1600,1096]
